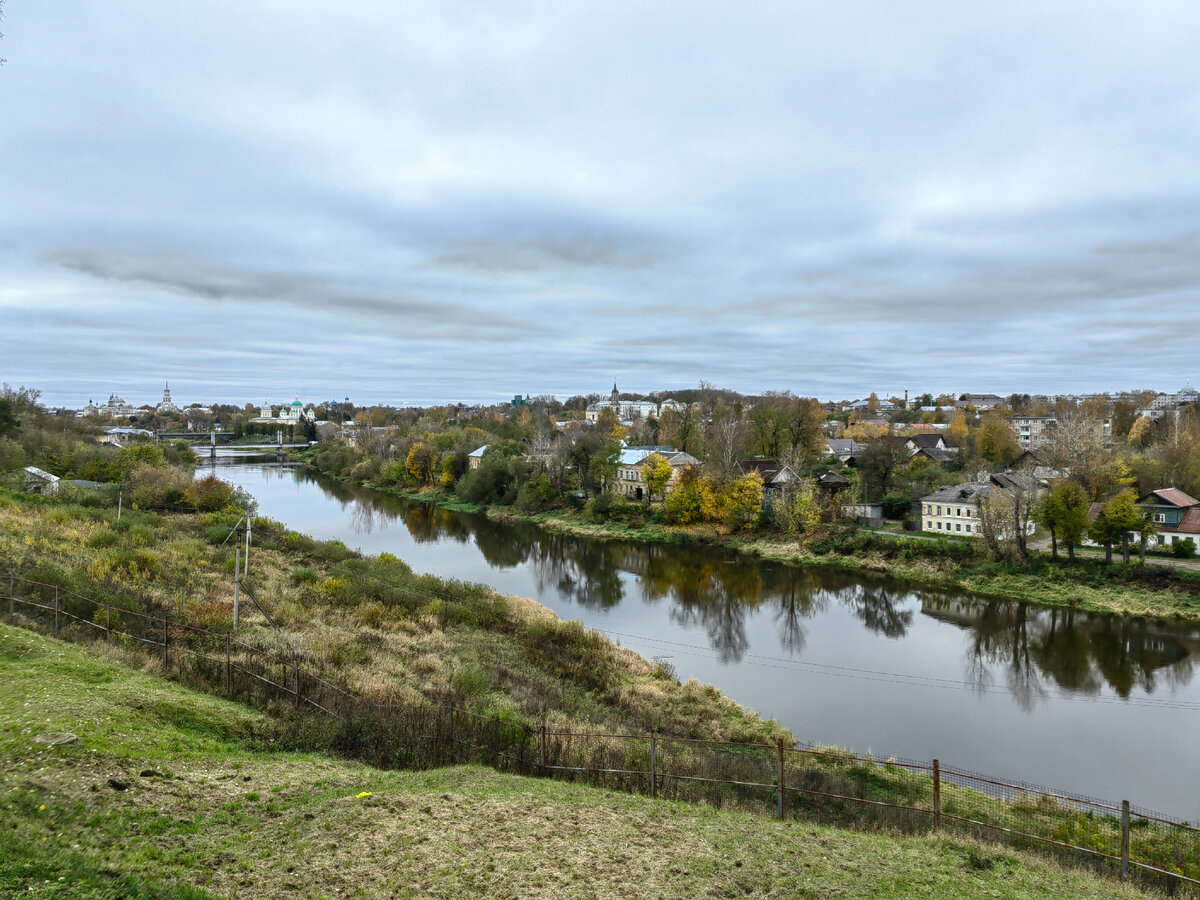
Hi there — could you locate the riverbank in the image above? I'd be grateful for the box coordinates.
[1,625,1154,900]
[0,487,784,745]
[376,483,1200,622]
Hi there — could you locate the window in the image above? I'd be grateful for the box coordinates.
[937,522,943,530]
[965,524,972,533]
[1153,513,1166,524]
[936,505,942,515]
[926,521,933,530]
[956,523,961,532]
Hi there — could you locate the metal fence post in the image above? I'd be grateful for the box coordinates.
[650,734,657,799]
[539,725,546,777]
[9,574,13,623]
[54,587,59,636]
[932,759,941,832]
[294,660,301,707]
[1121,800,1130,882]
[225,633,232,695]
[105,605,111,641]
[447,700,455,749]
[777,739,785,821]
[162,616,168,668]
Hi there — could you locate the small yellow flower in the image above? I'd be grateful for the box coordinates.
[39,805,46,811]
[356,791,372,799]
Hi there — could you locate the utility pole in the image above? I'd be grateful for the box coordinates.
[243,517,252,579]
[233,537,241,633]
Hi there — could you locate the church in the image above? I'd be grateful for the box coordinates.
[249,397,318,424]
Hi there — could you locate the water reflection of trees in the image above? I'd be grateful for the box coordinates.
[298,475,1198,704]
[922,597,1196,708]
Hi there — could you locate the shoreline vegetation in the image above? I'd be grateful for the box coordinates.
[338,476,1200,623]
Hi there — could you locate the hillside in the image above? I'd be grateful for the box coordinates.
[0,625,1149,899]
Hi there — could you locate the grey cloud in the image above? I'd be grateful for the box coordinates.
[42,248,532,340]
[433,234,664,274]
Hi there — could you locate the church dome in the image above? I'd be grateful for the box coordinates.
[1181,378,1197,394]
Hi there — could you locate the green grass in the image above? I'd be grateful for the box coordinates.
[0,625,1154,899]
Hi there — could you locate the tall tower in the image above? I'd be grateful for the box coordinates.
[611,382,620,404]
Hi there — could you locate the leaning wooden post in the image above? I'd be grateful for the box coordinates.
[649,733,657,799]
[54,587,59,636]
[777,739,785,821]
[932,759,942,832]
[1121,800,1131,882]
[539,725,546,777]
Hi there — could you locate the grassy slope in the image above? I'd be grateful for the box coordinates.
[0,625,1149,900]
[0,491,784,744]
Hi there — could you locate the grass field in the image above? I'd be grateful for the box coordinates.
[0,625,1153,899]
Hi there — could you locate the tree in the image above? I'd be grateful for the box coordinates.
[705,407,746,483]
[947,410,969,449]
[0,398,18,439]
[1042,407,1110,497]
[777,478,822,534]
[1127,416,1153,448]
[640,453,673,505]
[1102,489,1142,565]
[663,467,718,524]
[1035,481,1090,561]
[977,413,1020,465]
[721,471,764,531]
[857,439,909,502]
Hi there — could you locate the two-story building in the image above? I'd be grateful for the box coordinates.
[614,447,700,501]
[919,474,1038,538]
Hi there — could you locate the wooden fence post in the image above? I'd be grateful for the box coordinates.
[105,605,111,642]
[932,759,941,832]
[447,700,455,749]
[54,588,59,636]
[294,660,301,707]
[225,633,232,695]
[539,725,546,777]
[777,739,785,821]
[649,734,657,799]
[1121,800,1130,882]
[162,616,169,668]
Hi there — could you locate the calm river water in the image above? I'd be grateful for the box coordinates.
[205,456,1200,820]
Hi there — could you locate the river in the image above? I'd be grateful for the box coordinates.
[205,455,1200,820]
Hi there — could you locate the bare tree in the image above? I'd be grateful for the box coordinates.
[706,408,746,482]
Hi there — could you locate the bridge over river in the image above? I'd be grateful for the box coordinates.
[156,430,311,455]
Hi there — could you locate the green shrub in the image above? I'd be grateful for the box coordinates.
[87,528,120,548]
[1173,538,1197,559]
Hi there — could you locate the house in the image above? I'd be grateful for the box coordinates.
[905,433,952,454]
[1138,489,1200,549]
[22,466,60,495]
[736,458,799,496]
[1009,414,1111,450]
[614,447,700,501]
[816,471,851,498]
[956,394,1005,410]
[919,475,1038,538]
[467,445,489,470]
[824,439,864,462]
[99,427,154,446]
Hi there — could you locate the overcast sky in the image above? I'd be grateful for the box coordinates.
[2,2,1199,408]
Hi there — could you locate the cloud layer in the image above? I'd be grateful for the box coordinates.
[2,2,1199,406]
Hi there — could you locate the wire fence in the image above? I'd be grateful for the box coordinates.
[4,571,1199,893]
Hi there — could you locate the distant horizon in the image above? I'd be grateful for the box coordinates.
[19,377,1189,411]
